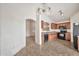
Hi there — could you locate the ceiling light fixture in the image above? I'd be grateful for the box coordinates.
[58,10,64,16]
[37,3,51,15]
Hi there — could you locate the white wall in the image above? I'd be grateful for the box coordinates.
[0,3,40,56]
[71,12,79,23]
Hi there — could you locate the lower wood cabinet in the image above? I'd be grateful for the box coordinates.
[48,33,57,41]
[65,32,71,41]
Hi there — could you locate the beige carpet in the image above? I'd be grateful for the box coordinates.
[15,39,79,56]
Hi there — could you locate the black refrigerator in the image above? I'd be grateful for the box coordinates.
[73,23,79,50]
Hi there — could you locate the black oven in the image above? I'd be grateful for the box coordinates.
[58,26,67,40]
[58,32,65,40]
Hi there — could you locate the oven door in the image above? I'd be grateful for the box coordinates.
[59,33,64,37]
[58,33,65,40]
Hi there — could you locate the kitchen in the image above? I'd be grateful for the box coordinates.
[41,20,71,45]
[34,4,79,52]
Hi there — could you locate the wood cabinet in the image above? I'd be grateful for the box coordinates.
[56,22,70,29]
[65,32,71,41]
[42,21,70,30]
[48,33,57,41]
[51,23,57,29]
[57,23,61,29]
[56,24,60,29]
[41,20,49,30]
[66,22,70,29]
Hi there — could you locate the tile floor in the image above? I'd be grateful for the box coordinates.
[15,37,79,56]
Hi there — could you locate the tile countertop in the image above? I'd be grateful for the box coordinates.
[41,29,71,33]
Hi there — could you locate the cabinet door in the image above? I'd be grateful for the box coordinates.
[48,34,57,41]
[65,32,71,41]
[67,22,70,29]
[48,34,52,41]
[51,23,57,29]
[42,21,49,30]
[57,24,60,29]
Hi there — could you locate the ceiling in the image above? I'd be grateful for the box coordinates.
[1,3,79,23]
[41,3,79,23]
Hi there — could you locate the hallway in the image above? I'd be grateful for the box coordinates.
[15,37,79,56]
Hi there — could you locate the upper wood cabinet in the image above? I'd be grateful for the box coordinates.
[51,23,57,29]
[57,23,62,29]
[65,22,71,29]
[41,20,49,30]
[52,22,71,29]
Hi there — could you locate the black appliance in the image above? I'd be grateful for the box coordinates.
[73,23,79,50]
[58,26,67,40]
[73,36,78,49]
[44,34,48,42]
[58,32,65,40]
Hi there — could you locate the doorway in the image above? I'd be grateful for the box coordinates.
[26,19,35,47]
